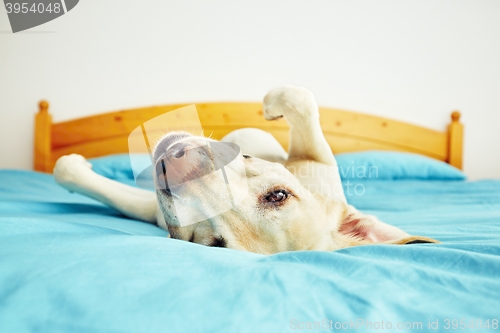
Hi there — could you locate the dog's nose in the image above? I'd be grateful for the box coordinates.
[156,140,241,190]
[168,143,188,158]
[173,149,185,158]
[159,141,213,188]
[153,132,192,162]
[169,142,189,159]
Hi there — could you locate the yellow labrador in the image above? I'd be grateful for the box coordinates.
[54,85,437,254]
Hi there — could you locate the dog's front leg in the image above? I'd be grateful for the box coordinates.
[263,85,346,203]
[53,154,159,224]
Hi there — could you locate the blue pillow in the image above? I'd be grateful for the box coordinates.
[88,154,150,181]
[88,151,466,182]
[335,151,466,180]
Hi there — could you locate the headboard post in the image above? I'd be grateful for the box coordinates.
[448,111,463,170]
[34,100,52,172]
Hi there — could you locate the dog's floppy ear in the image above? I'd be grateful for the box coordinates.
[338,206,439,245]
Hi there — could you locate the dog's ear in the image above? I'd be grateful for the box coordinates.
[338,207,439,245]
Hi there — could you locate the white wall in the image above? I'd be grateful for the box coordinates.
[1,0,499,179]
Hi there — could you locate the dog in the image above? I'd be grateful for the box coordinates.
[53,85,438,254]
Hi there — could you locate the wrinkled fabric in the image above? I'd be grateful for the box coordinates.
[0,170,499,333]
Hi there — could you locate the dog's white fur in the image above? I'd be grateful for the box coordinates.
[54,85,437,254]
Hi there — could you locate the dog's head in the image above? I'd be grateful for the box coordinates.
[153,132,437,254]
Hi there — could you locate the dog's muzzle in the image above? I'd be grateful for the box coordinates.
[135,133,249,227]
[155,135,248,226]
[127,105,249,227]
[154,136,242,190]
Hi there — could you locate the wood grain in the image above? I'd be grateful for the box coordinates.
[448,111,464,169]
[33,101,52,172]
[34,101,464,172]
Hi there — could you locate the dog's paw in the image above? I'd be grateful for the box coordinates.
[53,154,93,190]
[263,85,319,122]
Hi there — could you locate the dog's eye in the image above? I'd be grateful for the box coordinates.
[242,154,251,159]
[265,189,289,204]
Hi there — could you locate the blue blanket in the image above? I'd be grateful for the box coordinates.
[1,170,499,333]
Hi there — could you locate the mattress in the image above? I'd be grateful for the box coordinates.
[1,167,499,333]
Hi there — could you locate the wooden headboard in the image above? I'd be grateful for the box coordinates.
[34,101,463,173]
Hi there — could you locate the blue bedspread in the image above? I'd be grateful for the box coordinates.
[1,170,499,333]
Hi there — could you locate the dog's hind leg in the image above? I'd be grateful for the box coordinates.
[263,85,346,203]
[53,154,159,224]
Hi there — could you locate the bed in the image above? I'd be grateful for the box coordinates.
[1,101,499,333]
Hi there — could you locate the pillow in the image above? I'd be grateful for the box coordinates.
[88,151,466,182]
[88,154,150,181]
[335,151,466,180]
